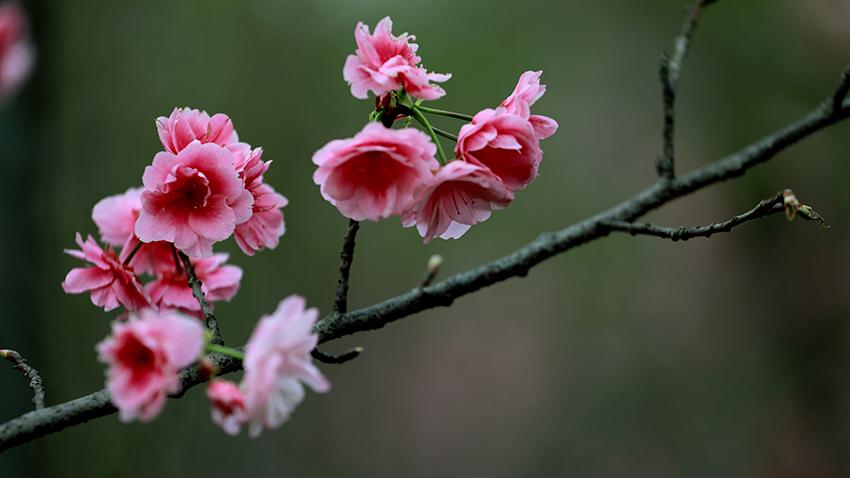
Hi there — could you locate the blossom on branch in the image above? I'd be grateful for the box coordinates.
[233,147,288,256]
[92,188,173,275]
[156,107,241,155]
[62,233,150,312]
[97,308,204,422]
[403,161,513,242]
[146,253,242,313]
[501,70,559,140]
[207,379,246,436]
[241,295,330,437]
[135,141,254,258]
[343,16,450,100]
[456,108,543,191]
[313,123,438,222]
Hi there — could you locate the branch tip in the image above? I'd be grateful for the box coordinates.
[421,254,443,287]
[832,63,850,113]
[312,346,363,365]
[2,349,45,410]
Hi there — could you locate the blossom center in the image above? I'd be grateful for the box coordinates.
[344,151,407,193]
[165,166,212,209]
[116,335,157,373]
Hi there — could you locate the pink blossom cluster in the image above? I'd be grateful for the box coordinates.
[140,107,287,258]
[61,108,324,433]
[62,108,286,313]
[55,16,559,439]
[206,296,330,437]
[95,295,328,433]
[0,2,33,102]
[318,18,558,242]
[97,308,205,422]
[343,16,450,101]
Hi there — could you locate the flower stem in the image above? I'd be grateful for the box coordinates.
[417,106,474,122]
[206,344,244,360]
[410,106,449,165]
[432,126,458,142]
[121,240,143,266]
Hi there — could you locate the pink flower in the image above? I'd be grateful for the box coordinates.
[343,16,450,100]
[146,253,242,312]
[0,2,33,101]
[93,188,143,248]
[135,141,254,258]
[455,108,542,191]
[500,70,558,140]
[62,233,151,312]
[403,161,513,242]
[313,123,438,221]
[242,295,329,437]
[92,188,174,275]
[207,379,246,436]
[233,148,288,256]
[97,308,204,422]
[156,107,240,155]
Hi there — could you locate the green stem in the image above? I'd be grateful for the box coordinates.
[410,106,449,165]
[206,344,244,360]
[432,126,458,142]
[417,106,474,122]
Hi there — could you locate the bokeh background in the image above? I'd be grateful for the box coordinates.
[2,0,849,476]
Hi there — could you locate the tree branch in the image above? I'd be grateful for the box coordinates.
[0,351,240,451]
[2,11,849,455]
[1,350,45,410]
[177,250,223,345]
[602,190,786,241]
[2,87,848,456]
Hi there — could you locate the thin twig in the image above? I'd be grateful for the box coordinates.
[314,219,363,364]
[657,0,718,179]
[333,219,360,315]
[832,63,850,113]
[658,54,676,179]
[1,350,45,410]
[602,191,785,241]
[311,347,363,364]
[177,249,223,345]
[669,0,717,88]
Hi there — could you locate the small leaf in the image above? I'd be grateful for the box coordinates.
[797,205,830,229]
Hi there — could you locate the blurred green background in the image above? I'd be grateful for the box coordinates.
[1,0,849,476]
